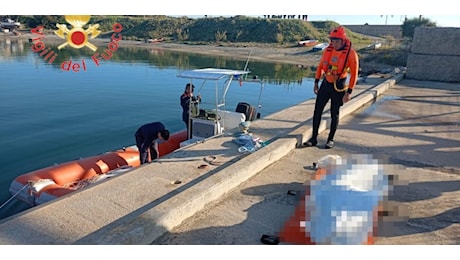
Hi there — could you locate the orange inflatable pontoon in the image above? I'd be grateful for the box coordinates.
[9,130,188,206]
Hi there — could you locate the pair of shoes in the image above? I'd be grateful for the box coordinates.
[325,140,334,149]
[260,234,280,245]
[302,139,317,147]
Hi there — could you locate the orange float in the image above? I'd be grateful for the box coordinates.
[9,130,188,206]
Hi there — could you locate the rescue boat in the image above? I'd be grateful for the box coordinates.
[9,68,264,208]
[9,130,188,206]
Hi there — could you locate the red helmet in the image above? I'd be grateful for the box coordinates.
[329,26,346,40]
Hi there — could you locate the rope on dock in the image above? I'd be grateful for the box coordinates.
[0,183,29,210]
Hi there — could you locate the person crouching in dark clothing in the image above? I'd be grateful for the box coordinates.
[135,121,170,164]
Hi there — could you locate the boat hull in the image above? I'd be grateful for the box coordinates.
[298,40,319,47]
[9,130,188,206]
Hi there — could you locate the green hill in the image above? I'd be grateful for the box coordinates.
[16,15,374,46]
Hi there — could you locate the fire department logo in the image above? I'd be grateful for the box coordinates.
[54,15,101,51]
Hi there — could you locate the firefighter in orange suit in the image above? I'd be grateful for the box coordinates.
[303,26,359,149]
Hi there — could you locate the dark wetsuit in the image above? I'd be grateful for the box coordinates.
[180,93,199,138]
[134,122,165,164]
[310,38,359,145]
[311,78,347,143]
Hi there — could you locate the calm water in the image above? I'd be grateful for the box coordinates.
[0,37,315,220]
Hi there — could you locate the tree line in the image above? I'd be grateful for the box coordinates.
[4,15,437,42]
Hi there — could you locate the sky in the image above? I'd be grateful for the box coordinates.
[195,15,460,27]
[3,0,459,28]
[289,15,459,27]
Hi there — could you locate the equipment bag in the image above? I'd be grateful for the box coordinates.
[198,109,217,120]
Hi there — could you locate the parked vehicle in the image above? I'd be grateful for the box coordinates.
[0,18,20,30]
[311,43,329,52]
[366,42,382,50]
[298,39,319,47]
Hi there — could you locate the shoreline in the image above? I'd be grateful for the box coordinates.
[2,32,397,73]
[138,42,322,67]
[3,33,321,67]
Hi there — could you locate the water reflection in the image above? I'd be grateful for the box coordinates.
[0,37,26,60]
[1,37,315,84]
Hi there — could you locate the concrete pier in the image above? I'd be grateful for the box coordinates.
[1,72,458,245]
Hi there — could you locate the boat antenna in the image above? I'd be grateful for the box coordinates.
[242,49,253,80]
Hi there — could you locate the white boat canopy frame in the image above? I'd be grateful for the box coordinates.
[177,68,251,80]
[177,68,265,114]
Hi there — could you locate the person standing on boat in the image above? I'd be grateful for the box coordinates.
[134,122,170,164]
[180,83,201,139]
[303,26,359,149]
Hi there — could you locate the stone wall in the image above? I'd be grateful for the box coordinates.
[344,25,402,39]
[406,27,460,82]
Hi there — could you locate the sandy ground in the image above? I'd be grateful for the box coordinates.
[136,42,321,67]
